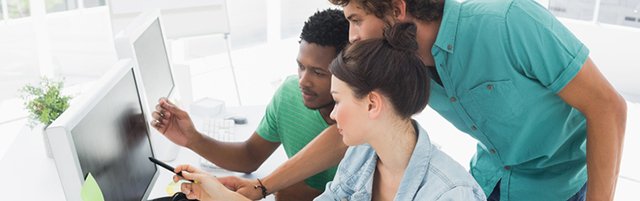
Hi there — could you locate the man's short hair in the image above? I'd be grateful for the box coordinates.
[300,8,349,54]
[328,0,444,22]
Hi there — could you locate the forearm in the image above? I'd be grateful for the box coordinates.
[226,192,252,201]
[189,132,263,173]
[262,125,348,192]
[585,99,627,201]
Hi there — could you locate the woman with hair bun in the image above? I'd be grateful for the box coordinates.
[314,22,485,201]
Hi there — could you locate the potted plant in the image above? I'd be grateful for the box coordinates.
[20,77,71,158]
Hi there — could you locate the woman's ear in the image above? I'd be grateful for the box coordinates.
[367,91,384,119]
[392,0,408,21]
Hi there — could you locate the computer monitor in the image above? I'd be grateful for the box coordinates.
[115,10,175,109]
[47,59,158,201]
[114,10,181,161]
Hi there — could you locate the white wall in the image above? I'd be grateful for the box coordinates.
[45,7,117,83]
[0,6,116,102]
[0,18,40,101]
[226,0,267,49]
[279,0,334,39]
[559,18,640,102]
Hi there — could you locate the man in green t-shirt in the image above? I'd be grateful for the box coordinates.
[150,9,349,201]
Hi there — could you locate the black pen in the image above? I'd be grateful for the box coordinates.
[148,157,194,182]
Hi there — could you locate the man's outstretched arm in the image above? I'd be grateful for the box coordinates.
[219,125,348,199]
[152,98,280,173]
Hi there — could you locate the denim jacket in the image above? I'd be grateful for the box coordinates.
[314,121,486,201]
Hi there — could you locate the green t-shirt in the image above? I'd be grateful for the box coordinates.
[256,75,337,191]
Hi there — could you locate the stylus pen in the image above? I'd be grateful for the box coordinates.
[148,157,194,183]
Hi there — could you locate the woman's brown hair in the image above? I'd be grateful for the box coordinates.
[330,22,429,119]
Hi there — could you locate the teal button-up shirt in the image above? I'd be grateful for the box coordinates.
[428,0,590,200]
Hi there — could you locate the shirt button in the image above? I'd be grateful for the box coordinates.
[447,44,453,50]
[471,125,477,131]
[450,97,457,102]
[489,149,496,154]
[487,84,494,90]
[439,63,444,67]
[504,166,511,170]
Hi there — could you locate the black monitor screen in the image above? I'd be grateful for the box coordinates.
[133,18,175,108]
[72,69,156,201]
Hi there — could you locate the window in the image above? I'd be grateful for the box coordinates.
[83,0,105,8]
[598,0,640,28]
[547,0,596,21]
[46,0,77,13]
[7,0,29,19]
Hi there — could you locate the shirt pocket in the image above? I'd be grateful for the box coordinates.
[464,80,524,123]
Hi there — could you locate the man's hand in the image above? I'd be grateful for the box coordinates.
[150,98,201,148]
[217,176,264,200]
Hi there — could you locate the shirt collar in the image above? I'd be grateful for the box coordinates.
[433,0,463,54]
[357,121,435,200]
[394,120,433,200]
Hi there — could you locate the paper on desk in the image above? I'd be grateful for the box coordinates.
[166,180,188,195]
[81,173,105,201]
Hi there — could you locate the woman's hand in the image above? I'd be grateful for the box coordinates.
[216,176,265,200]
[174,165,250,201]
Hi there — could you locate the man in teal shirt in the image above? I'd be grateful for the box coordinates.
[221,0,628,200]
[150,9,349,200]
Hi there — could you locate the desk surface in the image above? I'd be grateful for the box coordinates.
[0,105,284,201]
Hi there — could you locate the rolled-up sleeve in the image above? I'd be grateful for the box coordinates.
[505,0,589,93]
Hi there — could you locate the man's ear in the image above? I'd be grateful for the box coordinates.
[367,91,384,119]
[392,0,408,21]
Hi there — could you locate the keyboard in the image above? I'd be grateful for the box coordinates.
[198,118,236,169]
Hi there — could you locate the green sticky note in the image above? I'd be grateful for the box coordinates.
[81,173,105,201]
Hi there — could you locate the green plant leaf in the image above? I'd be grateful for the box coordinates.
[19,77,72,129]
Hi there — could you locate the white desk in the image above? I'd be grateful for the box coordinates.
[0,105,285,201]
[0,125,66,200]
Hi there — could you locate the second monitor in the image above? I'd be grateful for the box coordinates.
[114,10,180,161]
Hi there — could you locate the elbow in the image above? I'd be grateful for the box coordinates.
[601,93,627,139]
[217,155,261,173]
[612,94,627,131]
[242,153,262,173]
[242,164,260,174]
[239,170,256,174]
[584,93,627,136]
[618,95,627,117]
[227,164,258,174]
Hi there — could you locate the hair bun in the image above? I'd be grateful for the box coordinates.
[383,22,419,52]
